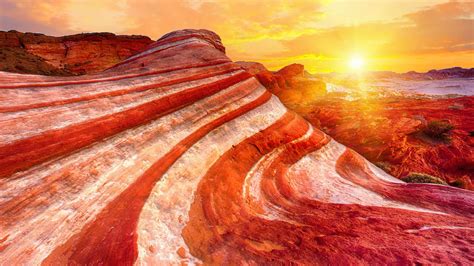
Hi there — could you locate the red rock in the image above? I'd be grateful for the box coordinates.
[176,247,186,258]
[250,62,472,190]
[236,61,285,93]
[289,95,474,190]
[0,31,153,75]
[0,30,22,47]
[0,29,472,265]
[237,61,326,99]
[275,63,304,79]
[239,62,326,103]
[235,61,268,75]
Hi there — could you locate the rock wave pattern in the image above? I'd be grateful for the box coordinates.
[0,29,473,265]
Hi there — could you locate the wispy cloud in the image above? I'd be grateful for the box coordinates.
[0,0,71,35]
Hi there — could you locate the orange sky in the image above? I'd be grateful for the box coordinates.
[0,0,473,73]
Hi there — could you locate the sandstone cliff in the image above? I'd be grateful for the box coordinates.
[0,30,153,75]
[0,29,473,265]
[237,61,326,100]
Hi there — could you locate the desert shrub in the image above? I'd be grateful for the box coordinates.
[422,120,454,140]
[449,180,465,188]
[401,172,447,185]
[375,161,392,173]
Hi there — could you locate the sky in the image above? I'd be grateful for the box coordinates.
[0,0,473,73]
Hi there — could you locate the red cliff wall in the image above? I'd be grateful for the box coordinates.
[0,30,153,75]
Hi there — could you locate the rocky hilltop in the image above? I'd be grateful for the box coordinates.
[237,62,326,101]
[0,30,153,75]
[0,29,473,265]
[317,67,474,81]
[401,67,474,80]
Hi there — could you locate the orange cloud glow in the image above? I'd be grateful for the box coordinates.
[0,0,472,73]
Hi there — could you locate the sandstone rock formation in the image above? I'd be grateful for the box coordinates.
[0,29,473,265]
[282,92,474,190]
[243,62,473,190]
[0,30,153,75]
[237,61,326,101]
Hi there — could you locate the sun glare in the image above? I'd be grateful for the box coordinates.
[349,55,365,71]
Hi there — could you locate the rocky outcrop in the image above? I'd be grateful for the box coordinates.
[235,61,268,75]
[0,30,153,75]
[237,61,326,101]
[236,61,284,93]
[290,95,474,190]
[250,63,473,190]
[423,67,474,80]
[0,29,473,265]
[0,47,72,76]
[276,63,305,78]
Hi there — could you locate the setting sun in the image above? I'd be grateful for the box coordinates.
[349,55,365,71]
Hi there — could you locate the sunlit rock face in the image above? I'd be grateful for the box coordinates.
[0,30,153,75]
[243,62,473,190]
[237,62,326,102]
[0,29,473,265]
[301,96,474,190]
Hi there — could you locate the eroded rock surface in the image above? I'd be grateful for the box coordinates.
[0,30,153,75]
[245,62,473,190]
[0,29,473,265]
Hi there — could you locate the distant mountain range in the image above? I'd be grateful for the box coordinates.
[316,67,474,80]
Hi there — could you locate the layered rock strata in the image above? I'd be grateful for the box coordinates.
[0,29,473,265]
[0,30,153,75]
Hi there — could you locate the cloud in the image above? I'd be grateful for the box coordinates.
[122,0,325,43]
[0,0,72,35]
[390,0,474,54]
[272,0,474,72]
[0,0,472,72]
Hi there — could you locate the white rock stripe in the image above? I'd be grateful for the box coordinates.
[0,70,244,144]
[135,94,287,264]
[0,77,266,264]
[286,140,443,213]
[0,62,234,107]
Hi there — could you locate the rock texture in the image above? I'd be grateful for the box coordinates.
[301,96,474,189]
[280,92,474,190]
[0,29,473,265]
[0,30,153,75]
[237,62,326,101]
[246,62,473,190]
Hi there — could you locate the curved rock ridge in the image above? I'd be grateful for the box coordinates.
[0,29,473,265]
